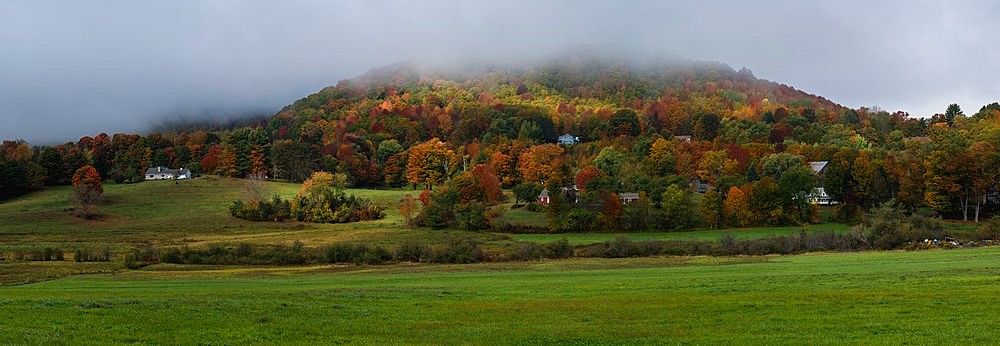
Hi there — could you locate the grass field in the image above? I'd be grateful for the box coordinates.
[0,178,515,251]
[0,178,513,284]
[1,178,988,285]
[510,223,853,245]
[1,247,999,344]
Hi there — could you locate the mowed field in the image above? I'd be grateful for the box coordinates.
[1,248,999,344]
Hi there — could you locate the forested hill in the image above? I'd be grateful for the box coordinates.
[5,56,1000,226]
[275,56,844,146]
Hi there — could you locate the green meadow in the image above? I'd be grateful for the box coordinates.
[2,178,998,344]
[2,248,999,344]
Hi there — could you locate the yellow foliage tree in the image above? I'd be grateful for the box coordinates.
[723,186,752,227]
[517,144,564,183]
[406,138,456,190]
[696,150,738,186]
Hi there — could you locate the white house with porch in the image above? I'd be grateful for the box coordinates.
[145,166,192,180]
[807,161,833,204]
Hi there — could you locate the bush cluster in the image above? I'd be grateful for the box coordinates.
[322,243,394,265]
[978,215,1000,241]
[13,247,65,261]
[74,247,111,262]
[121,238,493,268]
[509,238,574,260]
[157,242,310,265]
[291,192,384,223]
[229,195,292,222]
[321,239,488,264]
[124,243,160,269]
[230,192,384,224]
[578,232,864,258]
[858,202,947,250]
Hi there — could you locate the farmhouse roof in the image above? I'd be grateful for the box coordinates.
[809,161,828,174]
[538,188,550,198]
[620,192,640,200]
[145,166,191,175]
[145,166,170,175]
[558,133,580,143]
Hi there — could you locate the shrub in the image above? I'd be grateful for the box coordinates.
[454,202,489,231]
[358,246,393,265]
[979,215,1000,240]
[229,196,293,222]
[605,236,637,258]
[74,247,111,262]
[552,209,594,233]
[856,201,948,250]
[511,242,544,261]
[524,202,546,212]
[260,241,308,265]
[230,174,383,224]
[322,243,393,265]
[159,248,184,264]
[430,239,484,264]
[323,243,364,264]
[396,241,429,262]
[124,243,159,269]
[544,238,574,259]
[14,247,65,261]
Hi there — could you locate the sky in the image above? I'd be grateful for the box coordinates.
[2,1,999,144]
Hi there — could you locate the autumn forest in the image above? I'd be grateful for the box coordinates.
[3,56,1000,232]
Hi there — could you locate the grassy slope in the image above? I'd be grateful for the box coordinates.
[1,247,999,344]
[0,179,512,284]
[0,178,500,250]
[0,179,862,253]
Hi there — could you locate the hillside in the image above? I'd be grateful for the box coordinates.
[3,55,997,229]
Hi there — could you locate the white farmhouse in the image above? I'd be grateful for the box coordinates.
[807,161,832,204]
[145,166,192,180]
[558,134,580,145]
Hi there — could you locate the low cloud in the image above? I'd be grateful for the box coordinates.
[1,1,998,143]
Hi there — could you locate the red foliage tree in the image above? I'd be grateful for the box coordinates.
[200,144,222,173]
[471,164,503,203]
[575,166,602,192]
[418,189,432,206]
[71,165,103,219]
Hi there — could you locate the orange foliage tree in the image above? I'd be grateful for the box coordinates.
[71,165,103,219]
[489,151,517,188]
[517,144,564,184]
[406,138,456,190]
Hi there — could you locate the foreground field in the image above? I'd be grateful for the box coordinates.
[2,247,999,344]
